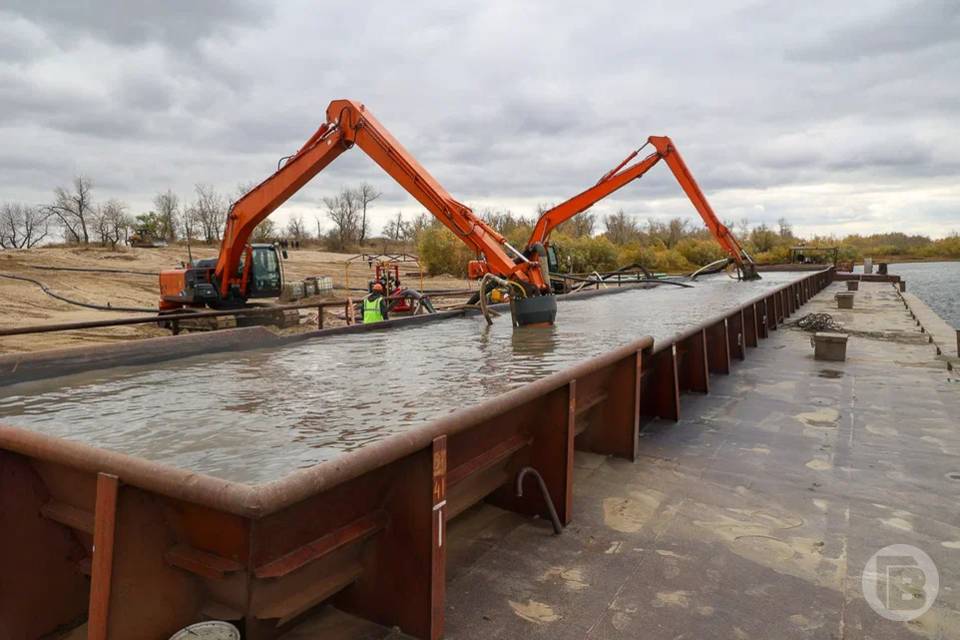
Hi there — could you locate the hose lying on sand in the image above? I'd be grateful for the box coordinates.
[30,265,159,276]
[0,272,158,313]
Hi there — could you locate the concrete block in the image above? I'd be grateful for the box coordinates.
[836,292,855,309]
[846,280,859,291]
[812,331,848,361]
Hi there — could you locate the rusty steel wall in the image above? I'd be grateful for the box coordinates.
[0,269,833,640]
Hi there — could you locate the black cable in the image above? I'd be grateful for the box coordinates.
[0,272,157,313]
[30,265,158,276]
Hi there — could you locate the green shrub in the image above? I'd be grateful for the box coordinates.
[675,238,726,266]
[650,249,692,273]
[753,244,791,264]
[417,226,474,277]
[551,234,619,273]
[617,242,657,270]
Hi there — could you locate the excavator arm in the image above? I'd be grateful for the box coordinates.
[527,136,758,279]
[215,100,550,300]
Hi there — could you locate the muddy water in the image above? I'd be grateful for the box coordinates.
[0,272,807,483]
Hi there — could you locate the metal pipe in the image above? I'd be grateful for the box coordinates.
[515,466,563,535]
[0,299,356,337]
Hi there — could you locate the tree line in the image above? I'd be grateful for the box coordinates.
[1,176,388,251]
[0,177,310,250]
[414,207,960,277]
[3,177,958,277]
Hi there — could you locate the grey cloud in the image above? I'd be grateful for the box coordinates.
[0,0,957,238]
[787,0,960,62]
[4,1,269,49]
[0,12,56,61]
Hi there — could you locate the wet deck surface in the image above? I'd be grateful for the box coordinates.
[288,280,960,639]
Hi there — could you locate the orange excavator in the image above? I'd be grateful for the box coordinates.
[159,99,556,326]
[524,136,759,283]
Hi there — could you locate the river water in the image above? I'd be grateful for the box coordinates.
[0,272,807,483]
[888,261,960,329]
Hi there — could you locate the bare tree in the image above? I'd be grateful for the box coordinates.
[482,208,534,236]
[286,214,308,244]
[93,199,131,249]
[354,182,380,244]
[48,176,94,244]
[153,189,180,241]
[737,218,750,238]
[323,187,361,250]
[536,202,594,238]
[405,212,432,242]
[181,204,199,244]
[251,218,277,242]
[778,217,793,239]
[666,218,688,248]
[383,211,405,241]
[0,203,50,249]
[558,211,596,237]
[603,210,640,245]
[193,183,227,244]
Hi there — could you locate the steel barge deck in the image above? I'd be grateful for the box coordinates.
[12,270,938,639]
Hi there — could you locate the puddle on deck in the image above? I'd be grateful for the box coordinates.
[0,272,809,483]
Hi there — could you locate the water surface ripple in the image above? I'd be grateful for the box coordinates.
[0,272,804,483]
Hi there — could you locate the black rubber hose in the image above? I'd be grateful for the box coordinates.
[0,272,158,313]
[551,271,694,289]
[30,265,159,276]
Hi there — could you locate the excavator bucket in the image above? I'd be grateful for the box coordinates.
[511,294,558,327]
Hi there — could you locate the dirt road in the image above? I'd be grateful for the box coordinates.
[0,245,472,353]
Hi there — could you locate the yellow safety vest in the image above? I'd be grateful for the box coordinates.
[363,296,384,323]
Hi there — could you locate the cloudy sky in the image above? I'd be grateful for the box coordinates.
[2,0,958,239]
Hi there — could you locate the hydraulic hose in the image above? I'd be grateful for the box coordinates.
[526,242,552,291]
[0,272,158,313]
[689,258,734,280]
[30,265,159,276]
[477,273,523,325]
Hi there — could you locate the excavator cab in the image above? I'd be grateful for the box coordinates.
[546,245,559,273]
[160,243,285,310]
[544,244,568,294]
[246,243,284,299]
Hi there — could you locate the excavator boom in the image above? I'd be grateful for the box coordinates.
[164,99,554,324]
[529,136,758,279]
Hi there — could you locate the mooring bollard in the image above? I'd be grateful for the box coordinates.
[836,292,855,309]
[846,280,859,291]
[812,331,848,361]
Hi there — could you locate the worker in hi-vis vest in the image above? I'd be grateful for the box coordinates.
[363,282,389,323]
